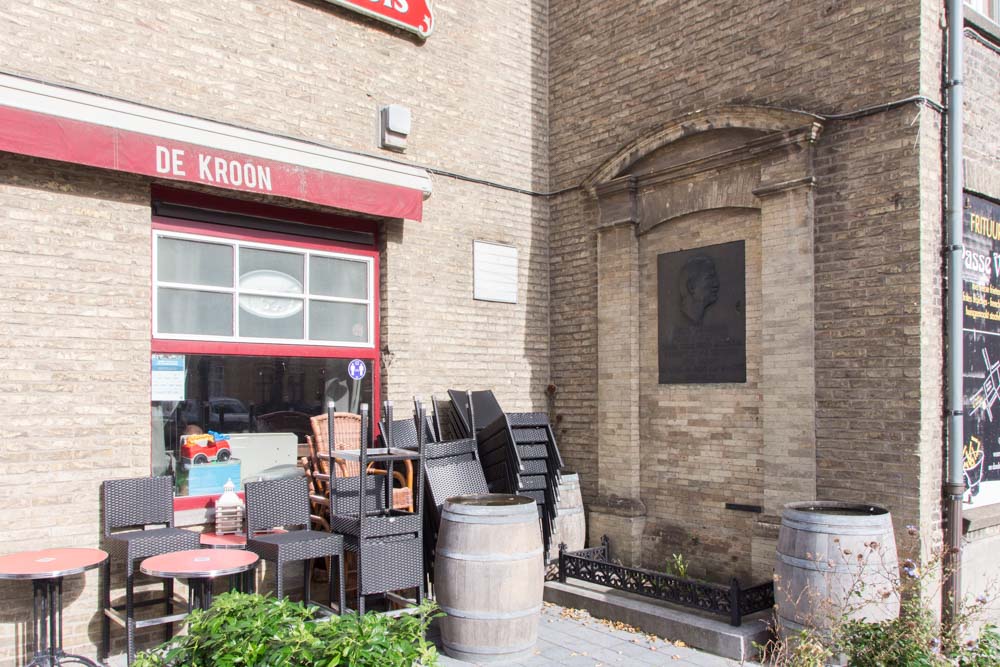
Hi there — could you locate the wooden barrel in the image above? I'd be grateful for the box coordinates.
[547,472,586,561]
[435,494,543,663]
[775,501,900,639]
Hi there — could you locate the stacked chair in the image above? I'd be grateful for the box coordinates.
[326,401,425,613]
[381,393,490,582]
[447,390,564,558]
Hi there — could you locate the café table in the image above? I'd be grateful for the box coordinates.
[140,549,258,611]
[0,547,108,667]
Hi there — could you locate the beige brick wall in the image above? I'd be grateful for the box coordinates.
[638,208,762,581]
[0,1,550,662]
[0,156,152,663]
[548,0,937,578]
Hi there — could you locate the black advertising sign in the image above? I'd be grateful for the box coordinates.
[963,194,1000,508]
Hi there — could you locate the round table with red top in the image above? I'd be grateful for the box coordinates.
[140,549,258,611]
[0,547,108,667]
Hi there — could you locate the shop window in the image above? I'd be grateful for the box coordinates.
[150,213,378,501]
[154,230,373,347]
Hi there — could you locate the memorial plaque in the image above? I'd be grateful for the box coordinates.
[658,241,746,384]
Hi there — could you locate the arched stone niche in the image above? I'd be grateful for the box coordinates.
[586,106,823,579]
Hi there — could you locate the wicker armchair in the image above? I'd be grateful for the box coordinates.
[100,476,199,665]
[307,412,413,513]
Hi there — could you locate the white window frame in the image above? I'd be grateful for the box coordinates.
[153,229,375,348]
[967,0,999,21]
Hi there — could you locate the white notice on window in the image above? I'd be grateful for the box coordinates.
[473,241,518,303]
[151,354,186,402]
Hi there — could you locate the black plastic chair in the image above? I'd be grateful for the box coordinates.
[101,476,199,665]
[245,476,346,613]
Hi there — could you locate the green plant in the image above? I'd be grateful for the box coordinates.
[759,528,1000,667]
[134,592,441,667]
[665,553,689,579]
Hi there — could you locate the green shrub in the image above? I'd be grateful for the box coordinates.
[759,531,1000,667]
[134,592,441,667]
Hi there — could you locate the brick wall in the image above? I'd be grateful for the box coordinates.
[0,0,550,662]
[638,208,763,581]
[548,0,937,575]
[0,157,152,663]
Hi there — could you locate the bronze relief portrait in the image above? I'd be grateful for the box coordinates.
[658,241,746,384]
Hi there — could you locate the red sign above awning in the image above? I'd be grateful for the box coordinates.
[324,0,434,39]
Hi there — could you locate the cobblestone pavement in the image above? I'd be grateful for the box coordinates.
[433,603,755,667]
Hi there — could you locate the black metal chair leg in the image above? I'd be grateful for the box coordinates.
[275,562,284,600]
[100,559,110,660]
[125,569,135,666]
[327,557,334,612]
[338,554,346,614]
[303,560,311,605]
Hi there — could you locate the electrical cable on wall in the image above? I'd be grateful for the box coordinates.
[429,93,947,198]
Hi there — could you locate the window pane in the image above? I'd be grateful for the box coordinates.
[240,248,303,293]
[151,355,374,497]
[239,297,304,338]
[310,256,368,300]
[158,288,232,335]
[157,237,233,287]
[309,301,368,342]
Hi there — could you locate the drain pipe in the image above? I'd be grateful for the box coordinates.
[943,0,965,628]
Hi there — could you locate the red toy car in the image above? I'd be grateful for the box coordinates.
[180,433,232,465]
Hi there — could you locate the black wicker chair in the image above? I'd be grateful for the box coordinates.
[101,475,200,665]
[245,476,346,613]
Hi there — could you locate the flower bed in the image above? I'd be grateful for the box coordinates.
[557,536,773,626]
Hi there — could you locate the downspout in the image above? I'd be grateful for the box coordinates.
[943,0,965,627]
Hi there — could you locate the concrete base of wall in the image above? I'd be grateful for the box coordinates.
[544,579,771,663]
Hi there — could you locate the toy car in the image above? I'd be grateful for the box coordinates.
[180,433,231,465]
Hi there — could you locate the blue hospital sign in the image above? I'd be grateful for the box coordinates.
[348,359,367,381]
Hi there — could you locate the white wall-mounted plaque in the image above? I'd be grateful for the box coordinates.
[474,241,518,304]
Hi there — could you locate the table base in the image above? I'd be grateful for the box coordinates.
[27,577,100,667]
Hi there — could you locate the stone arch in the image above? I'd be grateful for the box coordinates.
[587,104,823,573]
[584,105,821,192]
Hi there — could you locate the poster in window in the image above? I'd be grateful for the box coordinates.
[151,354,186,402]
[963,194,1000,508]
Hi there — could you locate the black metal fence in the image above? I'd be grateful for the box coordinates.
[558,536,774,626]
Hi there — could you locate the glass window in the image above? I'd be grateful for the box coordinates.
[153,230,374,347]
[157,237,233,287]
[152,354,374,497]
[310,255,368,300]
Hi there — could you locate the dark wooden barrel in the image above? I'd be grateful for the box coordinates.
[547,472,585,561]
[435,494,543,663]
[775,501,900,638]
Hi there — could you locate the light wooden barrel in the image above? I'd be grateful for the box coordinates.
[547,472,586,561]
[775,501,900,639]
[435,494,543,663]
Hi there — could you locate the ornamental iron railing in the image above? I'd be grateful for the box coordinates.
[557,536,774,626]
